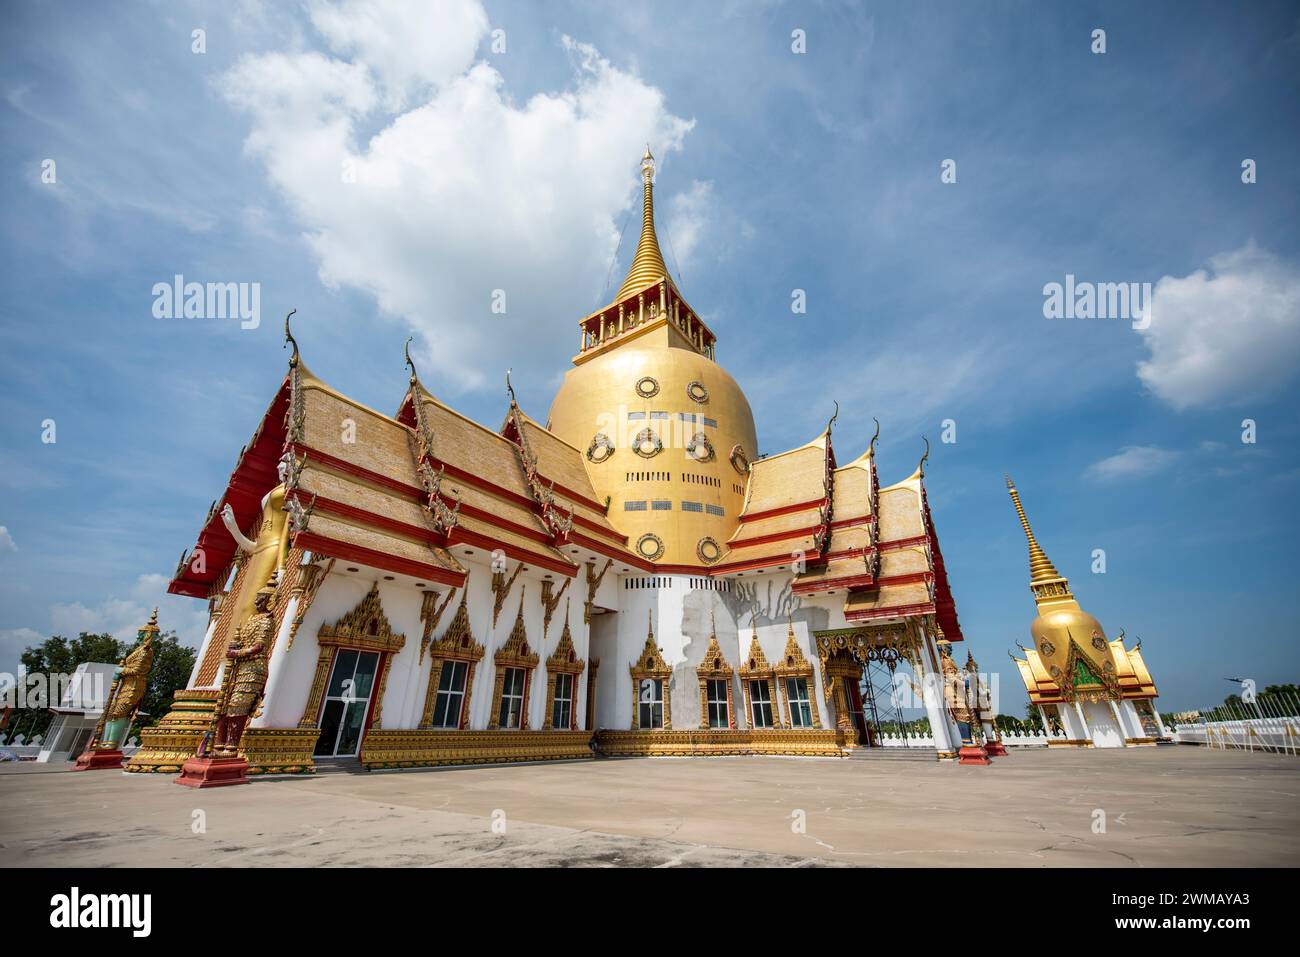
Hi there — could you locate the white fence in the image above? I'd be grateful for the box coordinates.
[0,734,140,762]
[876,729,1066,748]
[1172,717,1300,754]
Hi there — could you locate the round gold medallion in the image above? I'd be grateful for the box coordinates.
[686,432,715,463]
[686,380,709,404]
[632,427,662,458]
[636,533,665,560]
[586,432,614,463]
[696,537,721,564]
[634,376,660,398]
[729,443,750,475]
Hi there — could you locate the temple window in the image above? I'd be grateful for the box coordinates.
[772,621,821,730]
[419,591,485,731]
[543,607,585,731]
[551,672,575,729]
[630,619,672,730]
[695,632,735,730]
[498,667,527,729]
[748,680,775,728]
[488,595,539,730]
[786,678,813,728]
[706,679,730,728]
[638,679,665,729]
[431,661,470,729]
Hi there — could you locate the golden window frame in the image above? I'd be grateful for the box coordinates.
[488,592,540,730]
[298,583,406,730]
[543,613,585,730]
[773,626,822,729]
[419,590,485,730]
[738,632,783,729]
[696,636,735,729]
[629,618,672,730]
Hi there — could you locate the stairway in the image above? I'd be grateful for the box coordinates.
[846,747,936,762]
[312,757,366,775]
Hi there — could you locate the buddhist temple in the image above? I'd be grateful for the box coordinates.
[132,149,973,778]
[1005,477,1167,747]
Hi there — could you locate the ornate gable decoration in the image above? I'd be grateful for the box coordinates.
[1061,631,1119,703]
[546,601,585,675]
[774,623,813,678]
[738,633,774,678]
[428,590,485,663]
[630,616,671,681]
[318,583,405,654]
[495,591,540,670]
[697,636,733,679]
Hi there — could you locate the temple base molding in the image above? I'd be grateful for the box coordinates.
[594,728,846,758]
[240,727,318,775]
[360,729,595,770]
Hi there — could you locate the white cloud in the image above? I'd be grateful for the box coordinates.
[1137,242,1300,410]
[0,627,43,668]
[0,526,15,552]
[1085,445,1181,482]
[664,180,714,271]
[47,574,209,650]
[307,0,489,111]
[219,4,694,393]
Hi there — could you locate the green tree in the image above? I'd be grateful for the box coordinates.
[7,633,124,742]
[138,631,196,728]
[20,633,124,676]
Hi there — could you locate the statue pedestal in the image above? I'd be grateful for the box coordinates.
[958,744,991,765]
[984,739,1009,756]
[175,755,250,788]
[73,748,125,771]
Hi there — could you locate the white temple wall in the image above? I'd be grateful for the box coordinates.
[1081,701,1124,747]
[1117,699,1144,739]
[1060,701,1090,741]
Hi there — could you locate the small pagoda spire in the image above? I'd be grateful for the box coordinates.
[1004,475,1063,585]
[615,146,669,302]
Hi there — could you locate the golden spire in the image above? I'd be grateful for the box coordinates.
[1004,475,1062,585]
[615,146,669,302]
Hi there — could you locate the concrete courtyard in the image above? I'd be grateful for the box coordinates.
[2,747,1297,867]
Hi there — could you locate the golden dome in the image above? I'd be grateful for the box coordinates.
[548,330,757,567]
[548,150,757,567]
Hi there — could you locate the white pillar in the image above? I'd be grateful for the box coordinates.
[1073,701,1092,743]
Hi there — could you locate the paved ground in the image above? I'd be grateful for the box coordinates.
[2,747,1297,867]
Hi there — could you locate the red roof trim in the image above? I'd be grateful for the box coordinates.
[739,497,826,524]
[293,532,466,587]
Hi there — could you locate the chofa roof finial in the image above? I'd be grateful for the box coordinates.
[284,309,299,367]
[869,417,880,455]
[506,367,518,407]
[404,336,419,385]
[827,400,839,436]
[918,435,930,476]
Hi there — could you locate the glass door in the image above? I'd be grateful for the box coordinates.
[314,649,381,757]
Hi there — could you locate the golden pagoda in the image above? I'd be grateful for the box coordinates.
[548,146,757,568]
[1006,477,1166,747]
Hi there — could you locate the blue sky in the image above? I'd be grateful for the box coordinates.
[1,0,1298,715]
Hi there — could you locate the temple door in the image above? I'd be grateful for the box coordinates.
[313,650,381,758]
